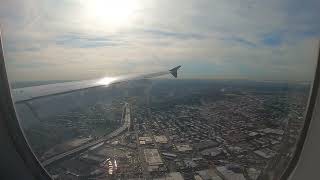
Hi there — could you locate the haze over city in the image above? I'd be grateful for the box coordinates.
[2,1,319,179]
[0,0,319,82]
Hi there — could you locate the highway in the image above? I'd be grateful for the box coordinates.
[42,103,131,167]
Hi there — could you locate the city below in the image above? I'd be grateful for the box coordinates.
[14,79,309,180]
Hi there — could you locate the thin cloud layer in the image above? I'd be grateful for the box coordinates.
[0,0,319,82]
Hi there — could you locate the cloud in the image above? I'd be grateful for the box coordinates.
[55,33,122,48]
[221,36,257,48]
[261,32,283,47]
[142,29,205,40]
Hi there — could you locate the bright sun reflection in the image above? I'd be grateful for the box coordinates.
[82,0,140,30]
[96,77,117,86]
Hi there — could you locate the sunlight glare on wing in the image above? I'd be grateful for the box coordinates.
[96,77,117,86]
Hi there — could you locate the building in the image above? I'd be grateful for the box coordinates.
[139,136,153,145]
[200,148,223,158]
[195,140,219,151]
[259,128,284,135]
[196,168,222,180]
[254,148,276,159]
[216,166,246,180]
[144,149,163,166]
[162,152,178,159]
[176,144,193,152]
[154,172,184,180]
[154,135,168,144]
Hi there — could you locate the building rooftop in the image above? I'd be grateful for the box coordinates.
[154,172,184,180]
[254,148,276,159]
[196,169,222,180]
[139,136,153,144]
[259,128,284,135]
[154,135,168,144]
[144,149,163,166]
[216,166,246,180]
[176,144,193,152]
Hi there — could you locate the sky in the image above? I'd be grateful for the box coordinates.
[0,0,319,82]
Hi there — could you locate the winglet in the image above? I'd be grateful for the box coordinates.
[169,65,181,78]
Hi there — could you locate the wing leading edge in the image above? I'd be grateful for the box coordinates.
[12,66,181,103]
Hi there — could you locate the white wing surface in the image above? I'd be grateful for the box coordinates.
[12,66,181,103]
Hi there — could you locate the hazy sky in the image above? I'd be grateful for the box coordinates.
[1,0,319,82]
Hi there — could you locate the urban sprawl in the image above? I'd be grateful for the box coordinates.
[18,80,309,180]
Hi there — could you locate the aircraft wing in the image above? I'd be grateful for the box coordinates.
[12,65,181,103]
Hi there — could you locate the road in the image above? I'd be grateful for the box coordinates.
[42,103,131,167]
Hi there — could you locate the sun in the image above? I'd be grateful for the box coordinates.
[82,0,140,31]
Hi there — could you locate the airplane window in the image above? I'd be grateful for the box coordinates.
[1,0,319,180]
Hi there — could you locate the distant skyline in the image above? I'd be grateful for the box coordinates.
[0,0,319,82]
